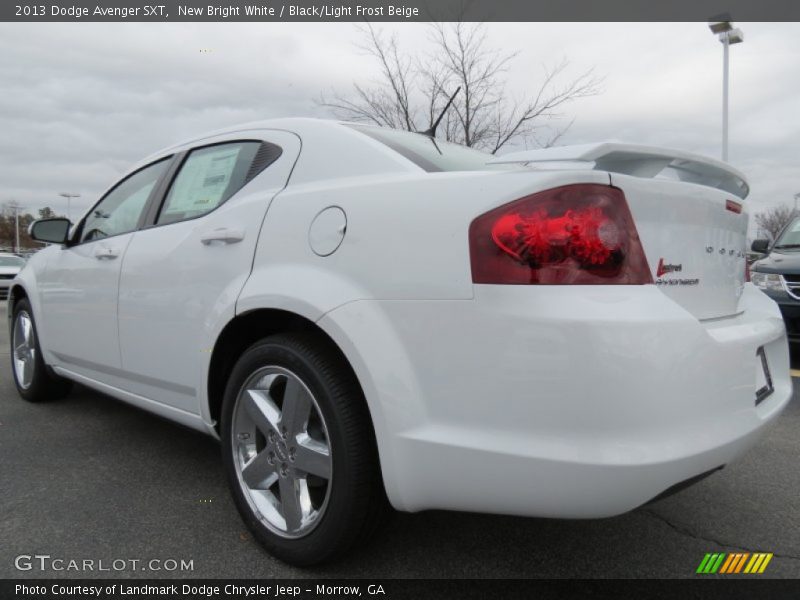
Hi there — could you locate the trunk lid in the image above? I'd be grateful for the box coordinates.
[611,173,747,320]
[489,143,749,319]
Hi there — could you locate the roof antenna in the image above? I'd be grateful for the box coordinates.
[421,86,461,138]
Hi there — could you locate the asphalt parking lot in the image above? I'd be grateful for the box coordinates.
[1,301,798,579]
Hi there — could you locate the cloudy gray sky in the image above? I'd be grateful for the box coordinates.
[1,22,798,235]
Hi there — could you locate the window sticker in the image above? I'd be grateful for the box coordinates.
[164,145,242,216]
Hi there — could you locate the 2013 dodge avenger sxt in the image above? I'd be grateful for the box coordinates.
[8,119,791,564]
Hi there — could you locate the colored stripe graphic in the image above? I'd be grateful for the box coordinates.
[698,552,773,574]
[727,553,749,573]
[696,553,714,573]
[744,553,774,574]
[759,553,774,573]
[711,554,726,573]
[735,553,750,573]
[744,554,760,573]
[697,553,726,574]
[719,554,736,574]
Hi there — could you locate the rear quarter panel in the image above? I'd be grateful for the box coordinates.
[237,167,612,504]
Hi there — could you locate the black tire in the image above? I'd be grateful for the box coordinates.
[220,332,388,566]
[10,298,73,402]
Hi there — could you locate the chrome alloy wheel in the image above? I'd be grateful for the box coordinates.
[12,311,36,390]
[231,366,333,538]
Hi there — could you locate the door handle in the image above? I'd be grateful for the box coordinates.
[93,246,119,260]
[200,228,246,245]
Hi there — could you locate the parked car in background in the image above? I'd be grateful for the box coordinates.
[17,249,41,260]
[7,119,792,565]
[0,253,26,300]
[750,217,800,343]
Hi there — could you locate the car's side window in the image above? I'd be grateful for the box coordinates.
[80,158,171,244]
[156,141,263,226]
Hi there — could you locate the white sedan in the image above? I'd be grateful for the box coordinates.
[9,119,791,565]
[0,253,26,300]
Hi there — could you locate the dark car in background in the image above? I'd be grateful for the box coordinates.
[751,218,800,342]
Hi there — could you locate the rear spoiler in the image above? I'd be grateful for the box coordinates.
[488,142,749,199]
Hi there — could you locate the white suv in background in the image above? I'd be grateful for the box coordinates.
[0,252,26,300]
[8,119,791,565]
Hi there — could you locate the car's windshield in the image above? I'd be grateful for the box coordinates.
[347,124,504,172]
[774,218,800,249]
[0,256,24,267]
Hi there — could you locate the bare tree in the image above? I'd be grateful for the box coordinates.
[0,202,36,252]
[754,204,797,240]
[319,22,602,154]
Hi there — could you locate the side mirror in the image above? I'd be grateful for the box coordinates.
[751,239,770,254]
[29,218,71,244]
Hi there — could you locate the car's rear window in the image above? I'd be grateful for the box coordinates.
[347,124,498,172]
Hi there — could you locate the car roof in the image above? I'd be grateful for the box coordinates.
[132,118,423,186]
[151,118,350,157]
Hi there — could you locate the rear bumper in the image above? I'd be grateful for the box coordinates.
[320,283,791,517]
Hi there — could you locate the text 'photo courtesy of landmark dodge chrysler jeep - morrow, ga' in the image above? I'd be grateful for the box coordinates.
[8,119,791,565]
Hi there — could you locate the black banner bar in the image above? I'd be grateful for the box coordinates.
[3,579,800,600]
[2,0,800,22]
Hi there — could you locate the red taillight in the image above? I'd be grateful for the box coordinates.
[726,199,742,214]
[469,184,652,285]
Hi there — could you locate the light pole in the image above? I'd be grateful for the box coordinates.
[708,19,743,162]
[794,193,800,214]
[59,192,80,221]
